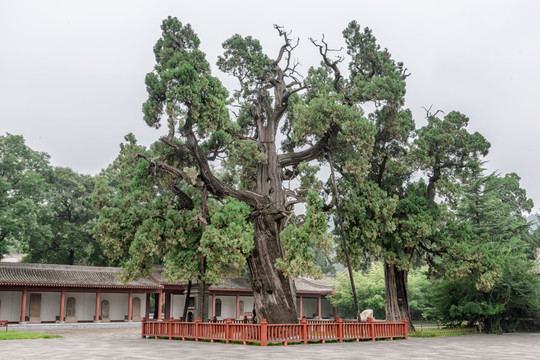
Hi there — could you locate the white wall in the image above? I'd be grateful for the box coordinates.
[101,293,128,321]
[0,290,149,323]
[239,296,254,318]
[214,295,236,320]
[40,292,61,321]
[0,291,22,322]
[132,294,146,321]
[171,294,186,319]
[64,292,97,321]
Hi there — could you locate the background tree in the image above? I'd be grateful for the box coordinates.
[327,21,490,328]
[0,133,52,258]
[426,172,540,332]
[305,21,414,324]
[22,167,105,265]
[329,262,432,320]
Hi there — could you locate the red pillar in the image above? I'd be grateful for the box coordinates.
[299,295,303,319]
[157,291,163,320]
[59,289,66,323]
[127,291,133,321]
[95,290,101,322]
[317,295,322,319]
[211,293,216,318]
[235,295,240,320]
[20,289,27,323]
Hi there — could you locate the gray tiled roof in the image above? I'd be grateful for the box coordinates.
[209,276,334,293]
[0,262,160,289]
[0,263,336,293]
[148,265,183,285]
[294,277,335,293]
[210,276,252,290]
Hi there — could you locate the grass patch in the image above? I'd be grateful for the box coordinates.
[0,331,62,340]
[410,328,478,338]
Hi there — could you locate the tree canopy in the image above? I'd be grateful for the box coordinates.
[91,18,539,326]
[0,134,52,258]
[427,172,539,332]
[94,17,411,323]
[0,133,106,265]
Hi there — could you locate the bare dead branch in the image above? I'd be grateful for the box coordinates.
[421,105,445,119]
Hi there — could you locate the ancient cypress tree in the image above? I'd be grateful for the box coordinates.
[95,18,435,324]
[137,17,401,323]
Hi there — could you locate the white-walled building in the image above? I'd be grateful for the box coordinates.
[0,263,336,324]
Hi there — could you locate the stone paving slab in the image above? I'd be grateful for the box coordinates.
[1,330,539,359]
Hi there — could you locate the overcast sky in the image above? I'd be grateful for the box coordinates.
[1,0,540,211]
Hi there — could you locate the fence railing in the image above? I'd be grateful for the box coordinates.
[141,317,408,346]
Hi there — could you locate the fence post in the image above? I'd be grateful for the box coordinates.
[368,317,375,341]
[168,317,173,340]
[226,318,232,344]
[336,317,343,343]
[301,316,307,345]
[195,317,201,342]
[403,318,408,340]
[141,317,146,338]
[260,318,268,347]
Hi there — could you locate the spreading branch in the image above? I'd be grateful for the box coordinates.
[181,118,265,208]
[278,125,339,167]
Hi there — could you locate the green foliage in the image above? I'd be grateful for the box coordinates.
[92,134,253,284]
[144,17,230,136]
[22,167,105,265]
[409,327,478,337]
[217,34,273,101]
[198,198,254,283]
[413,111,490,203]
[0,133,106,265]
[329,263,432,320]
[426,173,540,332]
[93,135,199,281]
[427,240,540,332]
[0,332,61,340]
[343,21,407,104]
[0,134,52,258]
[277,191,331,278]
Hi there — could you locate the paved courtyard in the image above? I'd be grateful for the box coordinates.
[2,324,539,359]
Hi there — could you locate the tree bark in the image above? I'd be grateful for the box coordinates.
[247,213,298,324]
[196,279,209,321]
[182,280,192,321]
[384,261,414,331]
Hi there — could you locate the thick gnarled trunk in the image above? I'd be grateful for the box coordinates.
[247,214,298,324]
[196,280,209,321]
[243,132,298,324]
[384,262,414,331]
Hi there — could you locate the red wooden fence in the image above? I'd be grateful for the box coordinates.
[141,317,407,346]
